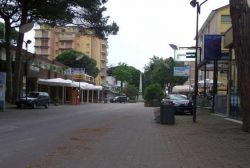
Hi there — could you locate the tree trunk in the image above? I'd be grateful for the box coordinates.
[12,11,27,102]
[230,0,250,132]
[4,20,13,103]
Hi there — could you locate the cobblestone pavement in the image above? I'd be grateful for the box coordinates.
[2,103,250,168]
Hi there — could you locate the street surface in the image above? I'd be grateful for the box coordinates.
[1,103,250,168]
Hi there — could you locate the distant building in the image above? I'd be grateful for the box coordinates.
[34,25,108,85]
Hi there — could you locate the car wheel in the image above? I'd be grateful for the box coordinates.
[45,103,49,109]
[32,103,37,109]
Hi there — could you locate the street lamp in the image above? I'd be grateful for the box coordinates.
[190,0,208,123]
[24,39,32,100]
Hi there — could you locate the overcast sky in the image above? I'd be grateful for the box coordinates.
[25,0,229,72]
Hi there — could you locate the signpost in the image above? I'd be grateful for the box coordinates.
[174,66,190,77]
[0,72,6,112]
[174,48,196,61]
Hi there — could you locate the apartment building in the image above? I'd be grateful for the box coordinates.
[34,25,108,85]
[197,5,231,93]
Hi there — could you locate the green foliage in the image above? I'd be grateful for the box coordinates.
[128,66,141,87]
[0,22,18,43]
[108,65,141,87]
[144,56,188,90]
[144,83,164,102]
[113,63,132,83]
[56,50,99,78]
[0,0,119,39]
[123,85,139,100]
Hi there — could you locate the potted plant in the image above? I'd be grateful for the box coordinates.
[144,83,164,107]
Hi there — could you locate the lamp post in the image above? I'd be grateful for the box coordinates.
[190,0,208,123]
[24,40,32,100]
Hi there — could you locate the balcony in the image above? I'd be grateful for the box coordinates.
[59,36,74,41]
[35,36,49,39]
[101,56,107,62]
[58,45,73,49]
[100,70,107,77]
[34,45,49,48]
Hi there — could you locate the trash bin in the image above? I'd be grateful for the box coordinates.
[160,102,175,125]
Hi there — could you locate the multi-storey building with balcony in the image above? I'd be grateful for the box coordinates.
[196,4,231,115]
[197,5,231,89]
[34,26,108,85]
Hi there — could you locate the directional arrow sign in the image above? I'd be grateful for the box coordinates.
[186,52,196,55]
[186,55,196,58]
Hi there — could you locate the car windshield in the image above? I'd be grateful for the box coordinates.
[169,95,187,100]
[28,93,39,98]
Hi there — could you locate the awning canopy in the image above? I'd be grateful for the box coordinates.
[37,78,102,90]
[172,85,193,93]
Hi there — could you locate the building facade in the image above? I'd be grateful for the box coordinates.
[197,5,231,90]
[224,27,241,120]
[34,26,108,85]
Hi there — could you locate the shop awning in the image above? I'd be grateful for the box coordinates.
[37,78,102,90]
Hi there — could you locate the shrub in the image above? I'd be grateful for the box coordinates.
[144,83,164,103]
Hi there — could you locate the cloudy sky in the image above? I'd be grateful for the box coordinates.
[25,0,229,72]
[104,0,229,71]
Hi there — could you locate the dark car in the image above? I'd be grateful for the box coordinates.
[165,94,193,114]
[110,96,128,103]
[16,92,50,109]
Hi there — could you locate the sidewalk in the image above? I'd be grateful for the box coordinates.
[156,110,250,168]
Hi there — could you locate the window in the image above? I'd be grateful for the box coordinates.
[41,39,48,46]
[65,41,72,48]
[42,31,48,37]
[41,48,48,55]
[221,15,231,24]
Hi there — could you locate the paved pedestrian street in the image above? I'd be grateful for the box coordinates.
[1,103,250,168]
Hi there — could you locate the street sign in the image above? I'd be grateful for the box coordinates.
[174,48,195,61]
[204,35,222,60]
[174,66,190,77]
[186,55,196,58]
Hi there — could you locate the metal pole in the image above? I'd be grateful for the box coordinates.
[213,60,218,112]
[204,64,207,96]
[25,43,28,101]
[193,2,199,123]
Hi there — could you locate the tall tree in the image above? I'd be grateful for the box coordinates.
[113,63,132,93]
[108,65,141,88]
[0,22,18,43]
[123,84,139,100]
[0,0,119,102]
[56,50,99,78]
[230,0,250,132]
[144,56,187,90]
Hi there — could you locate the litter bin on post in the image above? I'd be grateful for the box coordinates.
[160,100,175,125]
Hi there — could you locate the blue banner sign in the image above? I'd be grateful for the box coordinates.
[204,35,222,60]
[174,66,190,77]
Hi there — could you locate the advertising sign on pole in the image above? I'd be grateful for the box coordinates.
[0,72,6,112]
[174,48,195,61]
[204,34,222,60]
[174,66,190,77]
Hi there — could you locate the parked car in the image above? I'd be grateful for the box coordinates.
[16,92,50,109]
[165,94,193,114]
[110,96,128,103]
